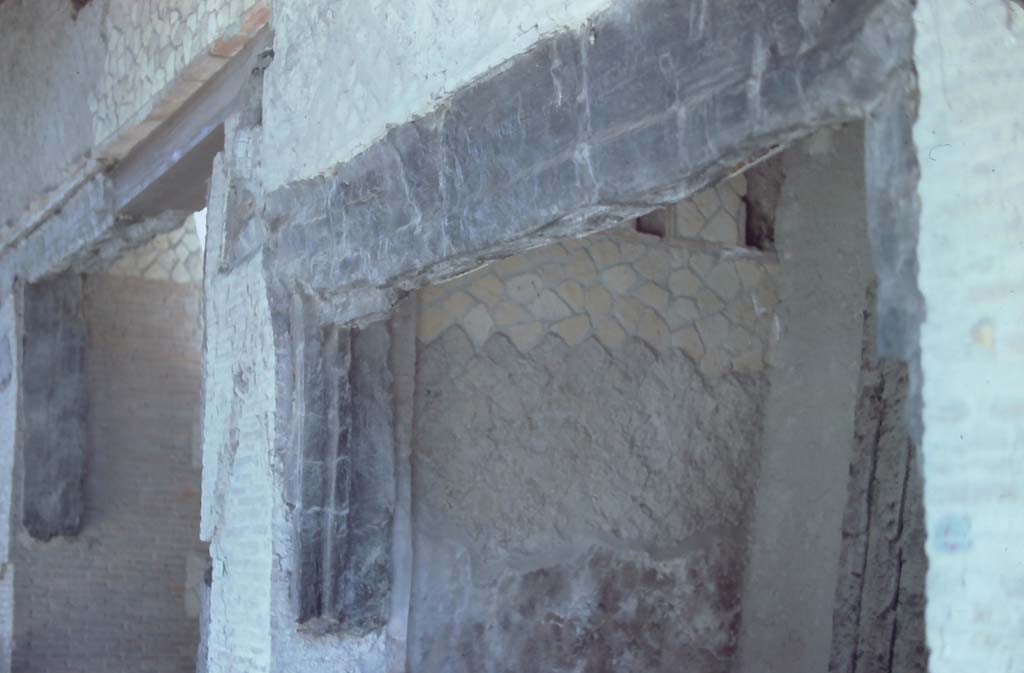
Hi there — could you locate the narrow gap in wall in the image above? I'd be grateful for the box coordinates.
[740,154,784,252]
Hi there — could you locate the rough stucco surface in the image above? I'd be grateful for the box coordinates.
[0,1,102,228]
[409,220,777,670]
[262,0,613,190]
[13,273,203,673]
[412,333,761,673]
[830,284,927,673]
[913,1,1024,670]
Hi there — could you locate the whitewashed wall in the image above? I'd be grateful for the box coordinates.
[914,1,1024,670]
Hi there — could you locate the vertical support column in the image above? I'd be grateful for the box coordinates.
[20,273,88,540]
[735,126,874,673]
[291,296,395,633]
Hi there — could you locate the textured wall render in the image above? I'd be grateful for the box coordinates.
[409,220,777,671]
[0,0,103,229]
[13,273,203,673]
[913,1,1024,671]
[0,0,261,230]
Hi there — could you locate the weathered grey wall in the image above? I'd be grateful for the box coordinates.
[408,220,777,672]
[830,283,927,673]
[20,273,88,540]
[12,274,203,673]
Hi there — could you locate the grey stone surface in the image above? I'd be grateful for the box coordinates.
[410,328,766,672]
[291,308,394,633]
[262,0,913,303]
[20,273,88,540]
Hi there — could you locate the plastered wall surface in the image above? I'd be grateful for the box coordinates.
[913,1,1024,670]
[0,0,256,228]
[87,0,260,143]
[0,1,103,228]
[12,273,203,673]
[409,213,778,670]
[262,0,614,190]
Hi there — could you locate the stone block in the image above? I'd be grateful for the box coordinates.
[507,322,544,352]
[441,33,584,211]
[21,273,88,540]
[595,317,627,350]
[463,304,495,349]
[292,317,394,632]
[556,280,585,313]
[601,265,638,293]
[467,274,505,305]
[635,283,669,312]
[584,286,613,318]
[528,290,572,322]
[669,268,702,297]
[553,314,591,347]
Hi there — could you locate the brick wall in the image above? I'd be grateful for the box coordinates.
[200,252,274,673]
[11,273,203,672]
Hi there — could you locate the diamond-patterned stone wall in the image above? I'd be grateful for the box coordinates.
[108,213,204,284]
[417,187,778,378]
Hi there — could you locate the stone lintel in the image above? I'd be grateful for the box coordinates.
[262,0,913,311]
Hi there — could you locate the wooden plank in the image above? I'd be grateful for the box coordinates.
[110,27,270,217]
